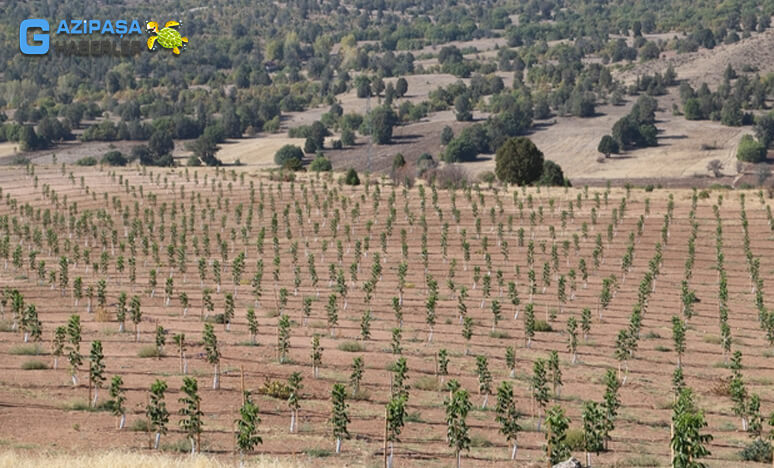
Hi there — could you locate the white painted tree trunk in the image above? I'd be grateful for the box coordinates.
[290,411,296,433]
[335,438,342,454]
[212,364,220,389]
[511,442,518,460]
[119,413,126,430]
[154,432,161,449]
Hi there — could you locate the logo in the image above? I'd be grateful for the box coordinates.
[19,18,50,55]
[146,21,188,55]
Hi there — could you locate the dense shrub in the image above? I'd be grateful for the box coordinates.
[309,154,332,172]
[75,156,97,166]
[101,151,127,166]
[737,135,767,163]
[344,168,360,185]
[274,144,304,166]
[495,137,544,185]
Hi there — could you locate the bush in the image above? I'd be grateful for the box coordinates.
[332,139,342,149]
[495,136,544,185]
[101,151,127,166]
[341,128,356,146]
[565,428,585,450]
[75,156,98,166]
[309,155,333,172]
[283,158,304,171]
[344,168,360,186]
[424,164,470,189]
[21,360,48,370]
[137,345,163,358]
[740,439,772,463]
[539,160,567,186]
[337,341,364,352]
[274,144,304,166]
[304,137,318,154]
[257,379,292,399]
[737,135,767,163]
[534,320,552,332]
[440,125,454,145]
[9,344,46,355]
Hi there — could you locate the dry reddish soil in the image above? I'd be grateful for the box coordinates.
[0,166,773,467]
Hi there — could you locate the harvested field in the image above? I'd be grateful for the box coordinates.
[0,165,773,467]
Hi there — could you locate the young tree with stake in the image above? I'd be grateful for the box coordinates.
[545,405,571,464]
[179,377,204,454]
[89,340,105,407]
[203,323,221,389]
[146,379,169,449]
[67,314,82,386]
[109,375,126,429]
[246,307,258,344]
[350,356,365,396]
[445,386,472,468]
[385,394,407,468]
[52,325,66,370]
[130,295,142,342]
[235,392,262,465]
[173,333,187,374]
[277,314,291,364]
[288,372,303,433]
[475,355,493,409]
[495,381,521,460]
[331,383,350,454]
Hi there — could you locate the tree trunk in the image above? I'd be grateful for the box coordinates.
[213,363,220,389]
[290,410,296,433]
[511,442,518,460]
[119,413,126,430]
[154,431,161,449]
[335,437,342,454]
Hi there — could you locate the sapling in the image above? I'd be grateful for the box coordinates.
[475,355,493,409]
[445,386,472,468]
[179,377,204,454]
[173,333,187,374]
[505,346,516,377]
[277,314,291,364]
[385,394,407,468]
[246,307,258,344]
[350,356,364,396]
[146,379,169,449]
[109,375,126,429]
[287,372,303,433]
[116,292,127,333]
[155,324,166,359]
[130,295,141,342]
[235,391,262,465]
[495,381,521,460]
[311,334,323,378]
[331,383,350,454]
[203,323,221,389]
[437,349,449,383]
[66,314,82,386]
[89,340,105,407]
[52,325,66,370]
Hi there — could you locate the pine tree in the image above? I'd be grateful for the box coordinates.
[89,340,106,407]
[288,372,303,433]
[109,375,126,429]
[203,323,221,389]
[179,377,204,454]
[445,386,472,468]
[331,383,350,454]
[146,379,169,449]
[495,381,521,460]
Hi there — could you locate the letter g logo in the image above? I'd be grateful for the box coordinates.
[20,19,50,55]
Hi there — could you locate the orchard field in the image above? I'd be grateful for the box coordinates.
[1,164,774,467]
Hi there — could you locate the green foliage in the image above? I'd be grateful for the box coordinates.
[344,168,360,186]
[235,392,262,454]
[274,144,304,166]
[178,377,204,451]
[101,151,128,166]
[545,405,571,464]
[671,388,712,468]
[495,137,544,185]
[740,439,772,463]
[309,154,333,172]
[445,387,472,460]
[737,135,767,163]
